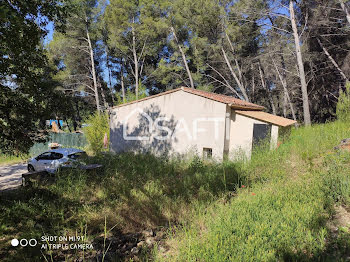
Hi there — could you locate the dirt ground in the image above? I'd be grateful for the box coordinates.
[0,163,27,191]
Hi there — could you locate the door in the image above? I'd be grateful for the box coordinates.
[35,152,54,171]
[252,124,271,151]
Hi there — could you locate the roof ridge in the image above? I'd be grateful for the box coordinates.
[181,87,264,110]
[111,86,264,110]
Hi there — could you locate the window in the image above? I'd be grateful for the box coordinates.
[68,152,87,160]
[203,148,212,159]
[51,152,63,160]
[36,152,52,160]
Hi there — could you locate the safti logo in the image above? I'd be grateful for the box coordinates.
[122,108,230,141]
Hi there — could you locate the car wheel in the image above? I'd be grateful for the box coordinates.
[28,165,35,172]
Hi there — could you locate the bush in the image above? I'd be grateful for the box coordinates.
[83,112,109,154]
[336,82,350,122]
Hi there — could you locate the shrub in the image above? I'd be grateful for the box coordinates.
[336,82,350,122]
[83,112,109,154]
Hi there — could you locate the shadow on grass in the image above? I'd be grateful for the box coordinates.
[0,153,242,261]
[0,186,84,261]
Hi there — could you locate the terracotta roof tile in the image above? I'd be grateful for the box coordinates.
[236,110,297,127]
[112,87,264,110]
[181,87,264,110]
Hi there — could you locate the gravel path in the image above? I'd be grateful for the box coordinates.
[0,163,27,191]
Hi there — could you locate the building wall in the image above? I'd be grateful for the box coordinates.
[270,125,279,150]
[229,111,279,159]
[110,90,227,159]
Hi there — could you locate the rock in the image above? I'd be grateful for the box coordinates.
[142,229,155,237]
[335,138,350,151]
[137,241,145,248]
[145,237,155,247]
[131,247,139,255]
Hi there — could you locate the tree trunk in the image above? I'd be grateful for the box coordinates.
[121,59,126,103]
[105,45,114,106]
[170,26,194,88]
[225,32,250,101]
[340,0,350,25]
[290,1,311,125]
[132,20,139,99]
[85,15,100,113]
[317,38,348,82]
[251,64,255,98]
[221,47,250,101]
[272,58,297,122]
[63,117,71,133]
[283,91,288,118]
[99,82,108,109]
[258,62,276,115]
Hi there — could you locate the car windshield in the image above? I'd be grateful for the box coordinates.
[68,152,87,160]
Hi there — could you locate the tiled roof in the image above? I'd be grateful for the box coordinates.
[181,87,264,110]
[112,87,264,110]
[236,110,297,127]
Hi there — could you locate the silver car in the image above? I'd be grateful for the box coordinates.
[27,148,87,173]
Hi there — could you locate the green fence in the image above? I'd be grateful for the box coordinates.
[29,133,87,156]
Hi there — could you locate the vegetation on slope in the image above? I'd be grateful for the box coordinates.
[0,121,349,261]
[156,121,350,261]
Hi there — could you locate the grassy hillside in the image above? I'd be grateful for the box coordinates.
[155,121,350,261]
[0,121,349,261]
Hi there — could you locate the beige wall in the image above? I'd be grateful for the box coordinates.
[228,111,279,159]
[270,125,279,150]
[110,90,227,159]
[110,90,280,160]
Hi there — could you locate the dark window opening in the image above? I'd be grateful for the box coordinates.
[252,124,271,150]
[203,148,212,159]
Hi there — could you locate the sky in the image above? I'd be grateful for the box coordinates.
[44,22,55,45]
[44,21,112,87]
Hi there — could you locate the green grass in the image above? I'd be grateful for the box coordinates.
[0,153,243,260]
[155,121,350,261]
[0,120,349,261]
[0,155,24,165]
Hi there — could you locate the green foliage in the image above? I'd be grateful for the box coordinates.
[0,0,68,154]
[0,155,24,166]
[336,82,350,122]
[83,112,109,154]
[154,120,350,261]
[1,120,350,261]
[165,178,328,261]
[115,85,148,105]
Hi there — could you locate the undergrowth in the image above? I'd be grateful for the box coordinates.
[0,120,349,261]
[155,121,350,261]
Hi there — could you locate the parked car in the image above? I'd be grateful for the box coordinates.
[27,148,87,173]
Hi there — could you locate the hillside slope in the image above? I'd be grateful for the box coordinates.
[156,121,350,261]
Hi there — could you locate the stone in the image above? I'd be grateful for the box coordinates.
[131,247,139,255]
[335,138,350,151]
[145,237,155,247]
[142,229,155,237]
[137,241,145,248]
